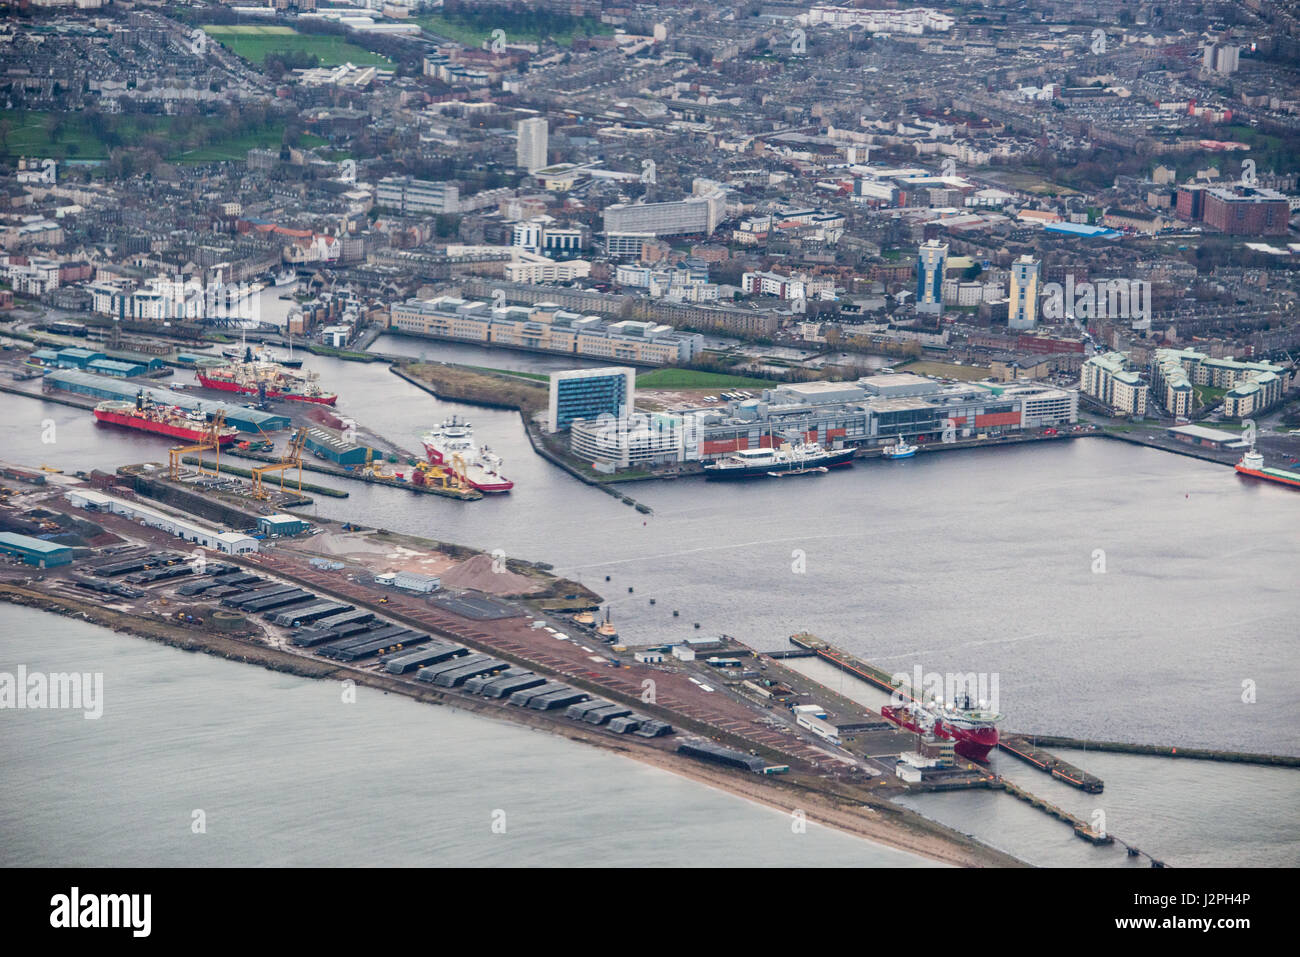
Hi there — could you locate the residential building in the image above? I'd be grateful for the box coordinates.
[389,297,703,366]
[1081,352,1148,416]
[1202,187,1290,236]
[516,117,548,173]
[1008,255,1040,331]
[916,239,947,315]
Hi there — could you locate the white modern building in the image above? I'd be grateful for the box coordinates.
[64,489,259,555]
[375,177,460,214]
[603,187,726,238]
[916,240,948,315]
[502,257,591,284]
[516,117,548,174]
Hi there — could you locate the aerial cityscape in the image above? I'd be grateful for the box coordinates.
[0,0,1296,895]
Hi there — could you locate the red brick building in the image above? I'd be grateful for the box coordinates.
[1202,187,1290,235]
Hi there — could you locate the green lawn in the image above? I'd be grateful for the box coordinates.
[178,129,326,164]
[1194,384,1228,407]
[636,369,775,390]
[0,112,105,159]
[466,365,548,382]
[897,360,991,382]
[0,110,318,164]
[415,11,612,47]
[201,25,392,68]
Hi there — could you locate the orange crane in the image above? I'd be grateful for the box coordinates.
[168,410,228,480]
[251,427,307,499]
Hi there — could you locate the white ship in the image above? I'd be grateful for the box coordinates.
[421,417,514,493]
[881,435,917,459]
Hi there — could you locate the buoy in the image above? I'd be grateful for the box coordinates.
[694,622,700,629]
[605,575,610,582]
[649,598,656,605]
[628,586,634,593]
[673,610,679,617]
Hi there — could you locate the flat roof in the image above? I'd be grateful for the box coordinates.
[1167,424,1241,443]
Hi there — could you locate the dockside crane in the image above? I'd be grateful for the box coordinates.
[168,410,228,480]
[251,427,307,499]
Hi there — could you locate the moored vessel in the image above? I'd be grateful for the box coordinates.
[882,694,1001,762]
[704,440,853,480]
[1235,444,1300,490]
[421,417,514,493]
[595,608,618,642]
[881,435,917,459]
[94,394,240,445]
[197,349,336,406]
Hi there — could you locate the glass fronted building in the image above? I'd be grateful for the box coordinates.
[547,367,636,433]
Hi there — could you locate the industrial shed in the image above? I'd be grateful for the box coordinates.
[0,532,74,567]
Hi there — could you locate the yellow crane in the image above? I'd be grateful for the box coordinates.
[412,460,466,491]
[168,410,228,480]
[251,427,307,499]
[362,446,393,480]
[448,452,471,491]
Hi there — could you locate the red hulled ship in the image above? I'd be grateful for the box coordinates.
[1235,445,1300,490]
[882,694,1001,762]
[94,395,240,445]
[421,417,513,493]
[196,349,336,406]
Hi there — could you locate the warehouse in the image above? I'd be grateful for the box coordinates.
[258,514,311,537]
[392,570,440,593]
[302,426,374,466]
[44,370,290,433]
[55,347,106,368]
[1166,424,1249,451]
[86,358,148,378]
[0,531,74,567]
[64,488,259,554]
[676,740,767,772]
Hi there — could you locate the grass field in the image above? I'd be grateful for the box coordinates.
[636,369,775,390]
[1,111,112,160]
[1194,384,1228,407]
[0,110,323,165]
[897,360,991,382]
[201,25,392,67]
[415,12,612,48]
[466,365,549,382]
[988,170,1081,197]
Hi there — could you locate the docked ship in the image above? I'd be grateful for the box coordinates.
[1235,444,1300,490]
[421,417,514,493]
[93,395,240,445]
[881,694,1001,762]
[881,435,917,460]
[197,349,336,406]
[703,440,854,480]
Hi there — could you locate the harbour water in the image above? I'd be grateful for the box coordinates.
[0,607,933,867]
[2,330,1297,866]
